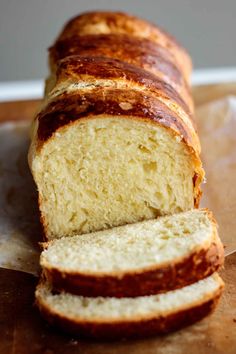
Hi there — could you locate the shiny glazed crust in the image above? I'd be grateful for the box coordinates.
[35,283,224,340]
[42,231,224,298]
[51,55,192,117]
[49,34,192,110]
[54,11,192,81]
[50,34,182,81]
[37,89,191,143]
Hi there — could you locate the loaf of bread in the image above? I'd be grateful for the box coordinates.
[29,11,204,240]
[35,273,224,340]
[32,12,225,340]
[40,209,224,297]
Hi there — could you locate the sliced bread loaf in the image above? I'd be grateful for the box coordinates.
[40,209,224,297]
[35,273,224,340]
[29,11,204,241]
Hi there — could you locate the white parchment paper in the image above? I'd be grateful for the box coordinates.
[0,96,235,275]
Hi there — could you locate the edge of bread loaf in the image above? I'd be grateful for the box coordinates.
[41,211,224,298]
[35,274,224,340]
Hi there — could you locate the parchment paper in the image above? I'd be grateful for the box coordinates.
[0,122,41,274]
[0,95,236,275]
[197,96,236,256]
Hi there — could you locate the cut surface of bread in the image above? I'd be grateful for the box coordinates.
[41,209,224,297]
[35,273,224,340]
[30,112,202,239]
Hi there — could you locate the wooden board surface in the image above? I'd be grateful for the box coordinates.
[0,93,236,353]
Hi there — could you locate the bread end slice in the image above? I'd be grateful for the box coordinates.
[35,273,224,340]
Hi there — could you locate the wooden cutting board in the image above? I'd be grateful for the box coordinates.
[0,95,236,354]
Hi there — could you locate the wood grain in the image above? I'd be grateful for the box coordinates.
[0,100,41,122]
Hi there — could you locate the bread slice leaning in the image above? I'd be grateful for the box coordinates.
[40,209,224,297]
[35,273,224,340]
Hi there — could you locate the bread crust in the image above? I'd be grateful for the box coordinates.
[52,55,192,117]
[37,89,197,150]
[35,284,223,340]
[55,11,192,81]
[49,34,192,110]
[42,231,224,298]
[50,34,181,82]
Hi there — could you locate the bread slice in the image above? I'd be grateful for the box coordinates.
[40,209,224,297]
[35,273,224,340]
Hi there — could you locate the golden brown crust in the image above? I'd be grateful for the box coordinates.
[56,11,191,81]
[37,89,196,151]
[54,55,191,116]
[42,234,224,298]
[36,287,223,340]
[50,34,180,80]
[49,34,192,110]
